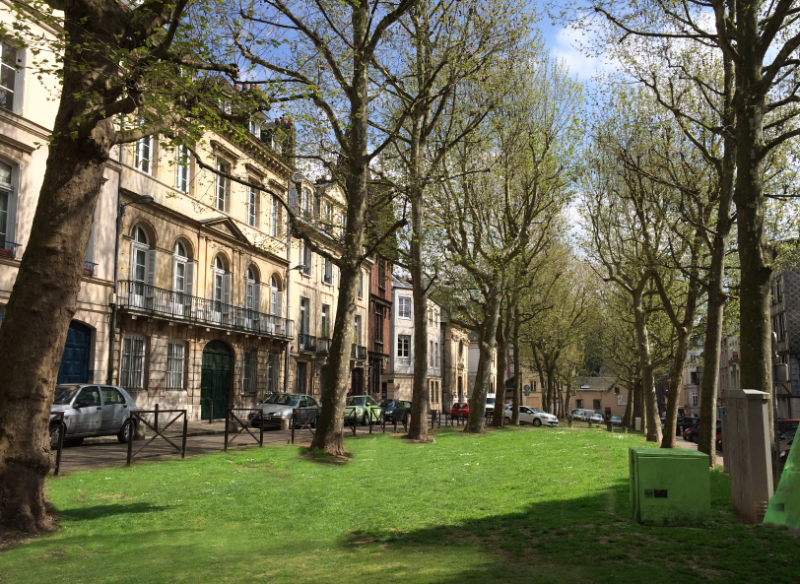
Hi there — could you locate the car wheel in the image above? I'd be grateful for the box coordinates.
[533,418,542,427]
[690,434,697,444]
[361,413,368,426]
[117,420,134,444]
[49,424,62,450]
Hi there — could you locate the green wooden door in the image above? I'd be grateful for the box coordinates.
[201,341,232,420]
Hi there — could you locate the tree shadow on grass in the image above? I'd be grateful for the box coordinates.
[58,503,174,522]
[342,471,799,584]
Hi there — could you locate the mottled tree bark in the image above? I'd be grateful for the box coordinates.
[465,279,502,433]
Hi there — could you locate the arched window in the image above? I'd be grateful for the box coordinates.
[270,275,282,316]
[172,241,193,305]
[129,226,154,306]
[212,256,231,322]
[245,266,261,314]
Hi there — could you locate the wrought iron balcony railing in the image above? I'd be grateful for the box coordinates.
[298,333,316,352]
[0,240,21,259]
[351,344,367,360]
[117,280,294,339]
[317,338,332,354]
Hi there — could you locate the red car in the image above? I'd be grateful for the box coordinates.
[451,402,469,419]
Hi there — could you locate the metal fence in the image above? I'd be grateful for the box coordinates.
[224,408,265,451]
[126,405,188,465]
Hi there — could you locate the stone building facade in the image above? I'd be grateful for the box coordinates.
[441,322,469,411]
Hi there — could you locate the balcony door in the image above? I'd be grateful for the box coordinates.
[299,297,310,349]
[245,267,261,331]
[172,241,193,317]
[129,226,154,308]
[212,256,231,324]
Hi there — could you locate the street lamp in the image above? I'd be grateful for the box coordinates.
[106,191,155,385]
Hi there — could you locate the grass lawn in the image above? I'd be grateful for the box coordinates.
[0,427,797,583]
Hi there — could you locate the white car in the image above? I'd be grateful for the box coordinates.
[589,412,604,424]
[505,405,558,427]
[569,409,593,422]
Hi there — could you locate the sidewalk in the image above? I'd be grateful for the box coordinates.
[674,435,725,468]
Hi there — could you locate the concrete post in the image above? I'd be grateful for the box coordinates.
[722,389,774,523]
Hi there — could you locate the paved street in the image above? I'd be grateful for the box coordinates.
[675,435,725,468]
[50,422,404,474]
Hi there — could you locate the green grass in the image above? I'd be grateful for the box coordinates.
[0,427,797,583]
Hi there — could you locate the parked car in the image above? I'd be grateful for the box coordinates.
[49,384,139,448]
[777,419,799,438]
[485,393,496,416]
[382,399,412,423]
[589,412,604,424]
[504,405,558,427]
[569,409,592,422]
[683,420,722,444]
[451,402,469,419]
[249,393,320,427]
[610,416,623,425]
[345,395,383,425]
[675,416,700,436]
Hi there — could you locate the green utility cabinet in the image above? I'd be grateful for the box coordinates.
[629,448,710,526]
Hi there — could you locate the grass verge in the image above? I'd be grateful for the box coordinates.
[0,426,796,583]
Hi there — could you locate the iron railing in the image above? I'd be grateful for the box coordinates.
[298,333,316,352]
[118,280,294,339]
[317,338,332,354]
[351,345,367,360]
[84,261,98,277]
[0,240,21,259]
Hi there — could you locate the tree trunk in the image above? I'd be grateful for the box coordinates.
[546,367,556,417]
[408,175,428,440]
[511,307,521,425]
[660,331,690,448]
[0,14,123,531]
[623,379,635,428]
[310,9,370,454]
[632,280,662,442]
[531,342,547,411]
[465,280,503,433]
[732,5,774,437]
[699,58,735,465]
[490,311,507,427]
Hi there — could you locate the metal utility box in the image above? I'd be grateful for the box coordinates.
[629,448,710,526]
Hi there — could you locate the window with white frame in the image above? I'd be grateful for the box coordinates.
[324,202,332,234]
[354,315,362,345]
[270,275,282,316]
[691,392,699,407]
[215,160,230,211]
[0,160,16,246]
[398,297,411,319]
[248,119,261,138]
[175,145,190,192]
[322,257,332,284]
[398,335,410,364]
[358,270,363,299]
[120,335,146,389]
[134,119,153,174]
[271,195,281,237]
[247,185,258,227]
[166,340,185,389]
[243,350,258,394]
[300,241,312,276]
[321,304,330,338]
[0,43,18,113]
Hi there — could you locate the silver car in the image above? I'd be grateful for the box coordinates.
[589,412,604,424]
[505,405,559,427]
[248,393,320,427]
[50,384,139,448]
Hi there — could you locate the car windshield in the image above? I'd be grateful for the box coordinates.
[53,385,80,405]
[347,397,366,406]
[264,394,300,406]
[531,408,542,413]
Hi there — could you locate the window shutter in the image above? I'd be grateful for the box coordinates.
[146,249,157,287]
[129,240,137,280]
[5,191,16,244]
[184,262,195,297]
[276,290,283,316]
[172,256,180,292]
[222,273,232,305]
[254,282,262,312]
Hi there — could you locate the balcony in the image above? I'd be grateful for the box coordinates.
[317,338,332,354]
[351,344,367,361]
[0,240,21,259]
[84,261,98,277]
[298,333,316,352]
[117,280,294,339]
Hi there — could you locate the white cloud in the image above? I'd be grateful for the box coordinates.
[550,26,618,81]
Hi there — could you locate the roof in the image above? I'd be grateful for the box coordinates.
[573,376,617,392]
